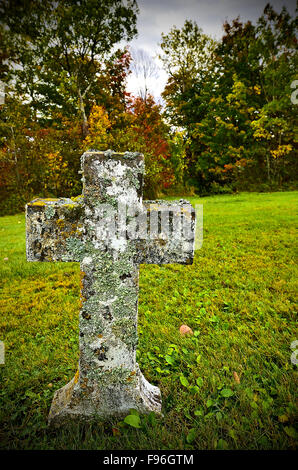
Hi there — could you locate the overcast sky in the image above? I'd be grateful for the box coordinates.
[126,0,297,100]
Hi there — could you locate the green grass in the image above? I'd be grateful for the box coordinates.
[0,191,297,450]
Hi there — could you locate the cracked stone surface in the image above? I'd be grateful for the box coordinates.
[26,150,196,426]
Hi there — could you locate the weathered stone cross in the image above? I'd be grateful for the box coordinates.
[26,150,195,426]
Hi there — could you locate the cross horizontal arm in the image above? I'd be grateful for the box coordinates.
[26,197,84,262]
[26,198,196,265]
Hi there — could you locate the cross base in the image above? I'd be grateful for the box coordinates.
[48,366,161,427]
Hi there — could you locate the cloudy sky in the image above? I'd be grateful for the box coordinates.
[126,0,297,100]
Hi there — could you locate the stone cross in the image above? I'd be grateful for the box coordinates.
[26,150,195,426]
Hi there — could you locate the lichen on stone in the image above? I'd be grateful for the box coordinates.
[62,237,85,262]
[112,317,138,350]
[45,205,55,219]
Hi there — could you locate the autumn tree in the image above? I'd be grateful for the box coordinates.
[84,95,174,198]
[159,6,297,192]
[0,1,138,213]
[159,20,217,130]
[0,0,138,135]
[216,4,297,187]
[250,4,298,184]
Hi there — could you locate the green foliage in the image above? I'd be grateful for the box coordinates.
[0,95,83,214]
[0,191,297,449]
[123,411,142,429]
[159,5,297,193]
[0,0,138,133]
[0,1,140,214]
[159,19,216,129]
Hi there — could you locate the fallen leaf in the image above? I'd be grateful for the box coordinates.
[179,324,193,336]
[233,371,240,384]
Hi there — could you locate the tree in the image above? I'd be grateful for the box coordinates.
[159,20,217,129]
[0,1,138,213]
[217,4,297,186]
[0,94,83,213]
[250,3,298,184]
[130,48,159,102]
[0,0,139,135]
[158,6,297,192]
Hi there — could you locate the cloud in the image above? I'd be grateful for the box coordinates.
[133,0,296,49]
[126,0,296,99]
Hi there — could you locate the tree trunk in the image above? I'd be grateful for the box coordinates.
[78,88,89,138]
[266,153,271,183]
[10,126,21,187]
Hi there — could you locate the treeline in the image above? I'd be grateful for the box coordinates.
[0,1,297,215]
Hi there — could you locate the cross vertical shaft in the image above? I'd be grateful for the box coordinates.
[48,152,162,425]
[75,151,160,420]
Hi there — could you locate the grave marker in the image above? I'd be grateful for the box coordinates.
[26,150,196,426]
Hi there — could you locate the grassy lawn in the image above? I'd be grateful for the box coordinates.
[0,191,297,450]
